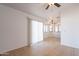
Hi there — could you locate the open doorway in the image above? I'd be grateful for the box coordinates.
[43,17,61,42]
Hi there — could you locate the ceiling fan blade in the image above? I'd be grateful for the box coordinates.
[54,3,61,7]
[45,4,50,10]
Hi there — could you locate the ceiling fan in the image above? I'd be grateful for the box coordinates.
[45,3,61,10]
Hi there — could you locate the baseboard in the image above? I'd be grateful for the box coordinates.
[61,42,79,49]
[0,44,28,54]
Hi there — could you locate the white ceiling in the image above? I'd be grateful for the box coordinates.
[1,3,79,20]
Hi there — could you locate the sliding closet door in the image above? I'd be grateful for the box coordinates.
[31,20,43,45]
[31,21,38,44]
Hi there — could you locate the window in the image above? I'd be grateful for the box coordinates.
[49,25,53,32]
[43,24,49,32]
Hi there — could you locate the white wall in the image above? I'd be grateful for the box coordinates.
[43,32,60,39]
[0,5,29,53]
[61,5,79,48]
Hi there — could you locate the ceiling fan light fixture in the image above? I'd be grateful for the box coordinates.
[45,2,61,10]
[48,2,54,6]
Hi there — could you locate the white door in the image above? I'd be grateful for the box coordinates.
[31,20,43,44]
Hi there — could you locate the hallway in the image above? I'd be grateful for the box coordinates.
[3,37,79,56]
